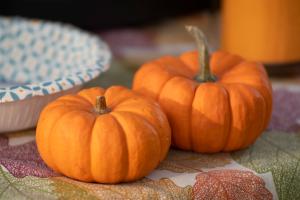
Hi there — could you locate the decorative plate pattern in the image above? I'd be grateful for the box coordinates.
[0,16,111,103]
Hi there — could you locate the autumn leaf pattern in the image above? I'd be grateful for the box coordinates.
[158,149,231,173]
[0,166,99,200]
[0,166,55,200]
[193,169,272,200]
[54,176,192,200]
[0,135,57,178]
[232,131,300,200]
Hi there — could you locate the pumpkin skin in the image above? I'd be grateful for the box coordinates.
[133,27,272,153]
[36,86,171,183]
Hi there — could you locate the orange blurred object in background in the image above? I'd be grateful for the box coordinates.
[221,0,300,64]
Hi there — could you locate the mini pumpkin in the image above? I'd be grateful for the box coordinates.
[133,26,272,153]
[36,86,171,183]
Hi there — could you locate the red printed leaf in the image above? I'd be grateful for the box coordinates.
[0,135,57,178]
[193,170,272,200]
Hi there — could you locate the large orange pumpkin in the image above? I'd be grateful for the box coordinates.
[36,86,171,183]
[133,26,272,153]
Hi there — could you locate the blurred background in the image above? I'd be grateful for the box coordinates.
[1,0,219,29]
[1,0,300,85]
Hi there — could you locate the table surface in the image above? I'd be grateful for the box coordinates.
[1,12,300,200]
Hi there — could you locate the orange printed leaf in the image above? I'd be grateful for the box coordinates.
[193,170,272,200]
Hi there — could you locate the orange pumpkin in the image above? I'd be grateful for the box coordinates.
[36,86,171,183]
[133,26,272,153]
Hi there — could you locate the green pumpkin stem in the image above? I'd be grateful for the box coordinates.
[95,96,111,114]
[186,26,216,82]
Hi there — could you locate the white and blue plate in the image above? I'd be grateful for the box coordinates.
[0,16,111,132]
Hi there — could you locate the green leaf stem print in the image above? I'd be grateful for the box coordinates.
[0,166,98,200]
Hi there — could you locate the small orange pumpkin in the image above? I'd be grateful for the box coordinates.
[133,26,272,153]
[36,86,171,183]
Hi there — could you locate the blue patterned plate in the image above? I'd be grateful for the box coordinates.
[0,16,111,132]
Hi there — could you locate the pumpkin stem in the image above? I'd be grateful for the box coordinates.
[186,26,216,82]
[95,96,111,115]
